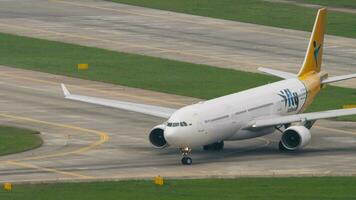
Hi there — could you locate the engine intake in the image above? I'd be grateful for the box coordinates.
[149,124,168,148]
[281,126,311,150]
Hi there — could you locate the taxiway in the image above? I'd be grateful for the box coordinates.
[0,66,355,183]
[0,0,355,87]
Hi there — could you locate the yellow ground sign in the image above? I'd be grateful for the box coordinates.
[77,63,89,70]
[3,182,12,191]
[154,175,164,186]
[343,105,356,109]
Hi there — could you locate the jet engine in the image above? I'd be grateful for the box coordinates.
[149,124,168,148]
[280,126,311,150]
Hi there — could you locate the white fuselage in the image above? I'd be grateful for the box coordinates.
[164,78,308,148]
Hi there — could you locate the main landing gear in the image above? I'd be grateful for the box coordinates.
[278,141,288,151]
[278,141,294,152]
[180,147,192,165]
[203,141,224,151]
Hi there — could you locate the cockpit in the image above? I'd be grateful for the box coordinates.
[167,121,189,127]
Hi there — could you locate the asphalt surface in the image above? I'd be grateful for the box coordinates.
[0,66,356,183]
[0,0,355,88]
[0,0,355,183]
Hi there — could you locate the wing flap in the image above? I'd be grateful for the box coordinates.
[249,108,356,128]
[61,84,176,119]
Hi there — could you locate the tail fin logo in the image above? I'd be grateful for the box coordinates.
[313,41,322,66]
[298,8,326,77]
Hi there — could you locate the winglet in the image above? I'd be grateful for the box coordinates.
[61,83,70,97]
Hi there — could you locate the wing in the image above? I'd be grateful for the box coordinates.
[258,67,296,79]
[248,108,356,128]
[61,84,176,118]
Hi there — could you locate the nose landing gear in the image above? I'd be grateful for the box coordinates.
[181,157,192,165]
[180,147,192,165]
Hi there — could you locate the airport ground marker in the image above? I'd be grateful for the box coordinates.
[3,183,12,192]
[78,63,89,70]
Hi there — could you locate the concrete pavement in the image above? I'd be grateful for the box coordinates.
[0,66,355,183]
[0,0,355,88]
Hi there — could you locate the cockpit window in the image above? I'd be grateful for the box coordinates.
[167,122,189,127]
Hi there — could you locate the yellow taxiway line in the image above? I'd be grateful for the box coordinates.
[6,160,94,179]
[314,125,356,135]
[0,113,110,179]
[0,113,109,161]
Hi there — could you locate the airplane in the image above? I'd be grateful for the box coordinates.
[61,8,356,165]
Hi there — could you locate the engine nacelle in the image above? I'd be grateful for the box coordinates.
[281,126,311,150]
[149,124,168,148]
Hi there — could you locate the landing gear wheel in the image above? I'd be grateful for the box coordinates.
[203,141,224,151]
[180,147,192,165]
[217,141,224,150]
[181,157,193,165]
[279,141,286,151]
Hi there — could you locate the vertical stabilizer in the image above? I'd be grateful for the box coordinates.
[298,8,327,78]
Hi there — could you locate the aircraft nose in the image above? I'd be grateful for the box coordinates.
[164,128,183,147]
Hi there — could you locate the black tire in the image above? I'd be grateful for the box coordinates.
[217,141,224,150]
[203,141,224,151]
[203,144,211,151]
[279,141,285,151]
[185,157,192,165]
[279,141,290,151]
[181,157,192,165]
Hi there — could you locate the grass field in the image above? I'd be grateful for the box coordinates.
[107,0,356,39]
[0,33,355,120]
[0,126,42,156]
[297,0,356,8]
[1,177,356,199]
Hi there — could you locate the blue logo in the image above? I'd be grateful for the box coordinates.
[313,41,321,66]
[278,89,299,112]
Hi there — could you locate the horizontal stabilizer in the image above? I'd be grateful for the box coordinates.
[60,84,176,119]
[258,67,296,79]
[321,73,356,84]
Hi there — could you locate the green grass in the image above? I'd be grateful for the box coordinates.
[1,177,356,199]
[310,86,356,121]
[0,33,355,120]
[107,0,356,39]
[297,0,356,8]
[0,126,42,156]
[0,32,280,99]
